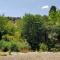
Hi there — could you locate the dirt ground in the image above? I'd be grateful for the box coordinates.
[0,52,60,60]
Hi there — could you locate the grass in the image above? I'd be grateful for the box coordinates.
[0,53,6,56]
[0,52,60,60]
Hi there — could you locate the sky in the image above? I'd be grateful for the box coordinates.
[0,0,60,17]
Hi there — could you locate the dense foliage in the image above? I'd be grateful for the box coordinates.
[0,6,60,52]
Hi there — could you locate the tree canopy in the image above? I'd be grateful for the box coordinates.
[0,6,60,52]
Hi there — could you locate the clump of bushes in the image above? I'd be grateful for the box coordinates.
[0,39,30,52]
[0,40,17,52]
[39,43,48,52]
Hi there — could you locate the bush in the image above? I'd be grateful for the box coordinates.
[0,40,11,52]
[51,48,58,52]
[39,43,48,52]
[0,39,30,52]
[17,39,31,52]
[0,40,19,52]
[51,44,60,52]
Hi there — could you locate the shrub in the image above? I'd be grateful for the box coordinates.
[0,40,11,52]
[0,39,30,52]
[39,43,48,52]
[17,39,31,52]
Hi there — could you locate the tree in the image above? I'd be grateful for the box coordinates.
[49,6,57,18]
[21,14,43,51]
[41,6,58,51]
[0,16,9,40]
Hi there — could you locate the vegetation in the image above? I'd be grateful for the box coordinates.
[0,6,60,52]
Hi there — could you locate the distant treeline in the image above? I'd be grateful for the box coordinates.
[0,6,60,52]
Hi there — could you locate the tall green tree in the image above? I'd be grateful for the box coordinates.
[22,14,43,51]
[0,16,9,39]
